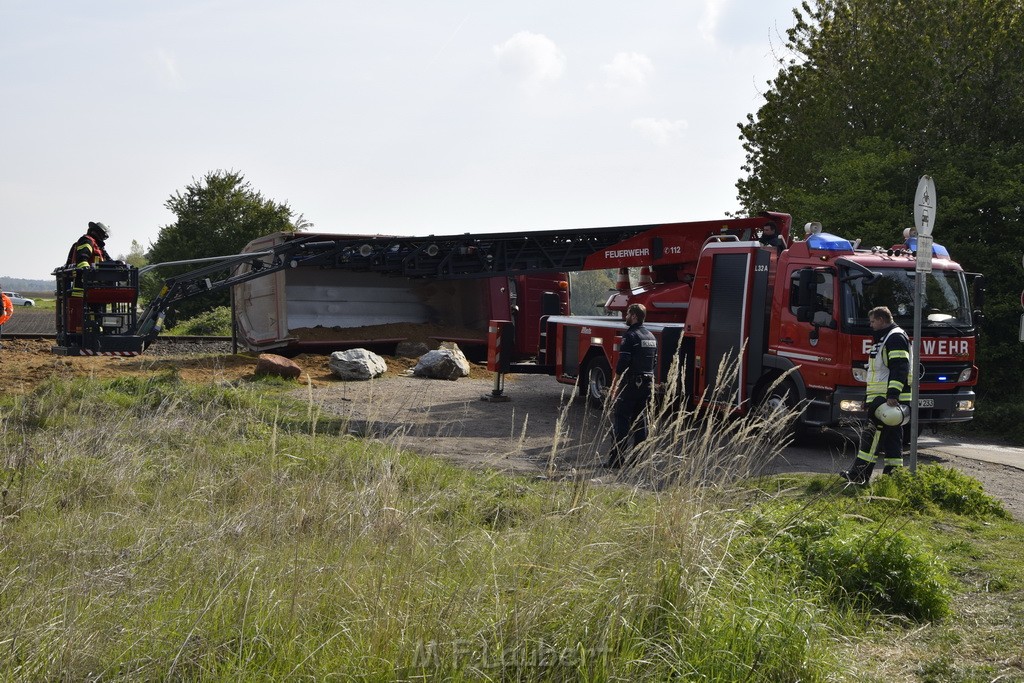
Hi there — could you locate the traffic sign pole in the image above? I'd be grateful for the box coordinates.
[909,176,937,474]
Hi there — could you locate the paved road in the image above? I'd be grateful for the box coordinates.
[919,437,1024,470]
[772,431,1024,474]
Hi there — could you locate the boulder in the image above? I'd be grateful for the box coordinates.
[329,348,388,381]
[395,340,430,358]
[413,343,471,381]
[255,353,302,380]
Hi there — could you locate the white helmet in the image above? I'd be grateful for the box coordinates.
[875,402,910,427]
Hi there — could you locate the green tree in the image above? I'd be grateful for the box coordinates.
[570,270,619,315]
[737,0,1024,422]
[145,170,306,324]
[739,0,1024,220]
[117,239,149,269]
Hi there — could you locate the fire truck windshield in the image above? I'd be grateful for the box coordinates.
[841,266,972,332]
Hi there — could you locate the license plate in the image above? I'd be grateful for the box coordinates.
[918,398,935,408]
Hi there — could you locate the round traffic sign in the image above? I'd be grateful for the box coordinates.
[914,176,937,237]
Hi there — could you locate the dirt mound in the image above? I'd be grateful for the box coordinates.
[0,339,490,396]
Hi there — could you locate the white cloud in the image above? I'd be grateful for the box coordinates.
[493,31,566,92]
[630,117,689,144]
[601,52,654,91]
[698,0,728,42]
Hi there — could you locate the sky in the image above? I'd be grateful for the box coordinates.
[1,0,800,280]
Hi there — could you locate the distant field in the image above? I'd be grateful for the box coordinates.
[15,296,56,311]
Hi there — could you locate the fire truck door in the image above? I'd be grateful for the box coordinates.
[777,269,839,387]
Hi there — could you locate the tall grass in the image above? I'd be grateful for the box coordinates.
[0,358,977,680]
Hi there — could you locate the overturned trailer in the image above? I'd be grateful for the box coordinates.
[233,232,571,358]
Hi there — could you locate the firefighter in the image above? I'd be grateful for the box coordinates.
[67,221,111,267]
[758,222,786,253]
[64,221,113,334]
[840,306,912,485]
[605,303,658,469]
[0,290,12,349]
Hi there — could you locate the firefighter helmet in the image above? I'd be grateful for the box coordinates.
[875,402,910,427]
[87,221,110,240]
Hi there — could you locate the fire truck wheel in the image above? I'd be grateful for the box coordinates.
[760,379,797,412]
[581,356,612,410]
[758,379,806,442]
[761,378,815,444]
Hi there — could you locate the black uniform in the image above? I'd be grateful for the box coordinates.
[758,232,785,253]
[606,322,658,468]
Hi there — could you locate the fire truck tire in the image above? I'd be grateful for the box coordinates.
[581,356,612,410]
[758,379,807,442]
[760,379,797,412]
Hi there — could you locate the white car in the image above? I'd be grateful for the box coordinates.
[2,292,35,307]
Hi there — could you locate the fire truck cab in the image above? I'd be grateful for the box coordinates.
[490,216,980,435]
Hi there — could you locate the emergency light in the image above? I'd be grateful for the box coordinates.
[806,233,854,251]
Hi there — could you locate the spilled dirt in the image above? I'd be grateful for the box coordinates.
[0,338,472,395]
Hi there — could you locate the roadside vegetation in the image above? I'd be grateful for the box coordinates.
[164,305,233,337]
[1,363,1022,681]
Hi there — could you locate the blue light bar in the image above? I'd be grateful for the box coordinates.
[906,237,950,258]
[807,233,854,251]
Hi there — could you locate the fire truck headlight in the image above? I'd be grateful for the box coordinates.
[956,399,975,412]
[957,367,974,383]
[840,399,865,413]
[852,367,867,382]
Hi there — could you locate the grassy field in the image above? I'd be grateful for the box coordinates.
[0,367,1022,681]
[8,296,55,311]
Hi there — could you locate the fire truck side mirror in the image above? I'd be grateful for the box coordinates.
[796,269,816,308]
[796,306,815,323]
[970,274,985,310]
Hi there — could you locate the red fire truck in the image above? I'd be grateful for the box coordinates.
[51,211,981,435]
[487,213,981,435]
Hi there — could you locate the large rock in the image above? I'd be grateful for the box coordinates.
[255,353,302,380]
[413,342,471,381]
[330,348,388,381]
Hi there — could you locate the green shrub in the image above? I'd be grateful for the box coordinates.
[874,465,1009,519]
[804,524,951,621]
[753,512,951,622]
[165,306,233,336]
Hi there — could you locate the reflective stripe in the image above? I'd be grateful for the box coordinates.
[858,431,883,463]
[857,451,880,464]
